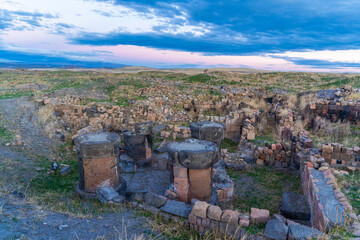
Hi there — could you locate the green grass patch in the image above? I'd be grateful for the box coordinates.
[337,172,360,214]
[187,74,214,84]
[0,115,14,142]
[222,138,239,153]
[227,167,302,215]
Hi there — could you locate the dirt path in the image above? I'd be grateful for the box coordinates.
[0,98,155,240]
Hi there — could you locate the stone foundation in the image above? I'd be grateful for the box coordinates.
[74,132,121,194]
[167,139,218,203]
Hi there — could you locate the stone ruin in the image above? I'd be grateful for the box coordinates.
[74,132,123,199]
[39,86,360,239]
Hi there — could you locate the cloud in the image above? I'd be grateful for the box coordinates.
[87,0,360,54]
[0,49,126,68]
[1,0,360,71]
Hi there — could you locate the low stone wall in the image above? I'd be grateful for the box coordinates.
[189,201,250,236]
[322,143,359,166]
[305,100,360,125]
[302,164,347,232]
[254,142,292,168]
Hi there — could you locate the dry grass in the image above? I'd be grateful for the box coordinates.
[345,92,360,100]
[310,120,359,148]
[286,94,298,110]
[299,92,318,112]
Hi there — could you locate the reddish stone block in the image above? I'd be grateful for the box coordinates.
[174,177,188,191]
[207,205,223,221]
[177,189,188,202]
[191,201,210,218]
[306,162,314,168]
[173,166,188,178]
[189,168,212,202]
[251,208,269,224]
[221,210,240,225]
[188,213,197,225]
[83,156,120,193]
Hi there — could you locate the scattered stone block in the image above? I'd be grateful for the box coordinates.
[288,222,324,240]
[191,201,210,219]
[97,187,120,204]
[160,200,191,218]
[59,164,71,176]
[206,205,222,221]
[264,219,289,240]
[251,208,270,224]
[281,192,310,220]
[221,210,240,225]
[144,192,168,208]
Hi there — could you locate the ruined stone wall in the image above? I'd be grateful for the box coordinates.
[305,101,360,126]
[321,143,359,166]
[254,142,292,168]
[189,201,250,236]
[302,160,359,233]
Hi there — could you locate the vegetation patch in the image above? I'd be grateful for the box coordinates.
[0,115,14,142]
[226,167,302,215]
[336,171,360,214]
[222,138,239,153]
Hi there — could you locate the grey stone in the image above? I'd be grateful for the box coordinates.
[288,222,324,240]
[167,138,218,169]
[135,121,153,135]
[273,214,287,224]
[280,192,310,220]
[264,219,288,240]
[113,195,125,203]
[59,164,71,176]
[74,132,120,158]
[160,200,191,218]
[152,124,168,135]
[225,162,247,170]
[155,139,169,153]
[190,121,225,151]
[123,132,152,161]
[97,187,120,204]
[119,154,136,173]
[144,192,168,208]
[116,176,127,196]
[310,169,345,226]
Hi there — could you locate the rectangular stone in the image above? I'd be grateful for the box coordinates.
[82,156,119,193]
[189,168,212,202]
[173,166,188,178]
[174,177,188,191]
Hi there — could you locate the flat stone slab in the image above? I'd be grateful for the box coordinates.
[135,121,153,135]
[264,219,288,240]
[123,170,170,196]
[280,191,310,220]
[167,138,218,169]
[288,222,324,240]
[311,169,345,226]
[160,200,191,218]
[190,121,225,146]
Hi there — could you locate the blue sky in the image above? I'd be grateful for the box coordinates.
[0,0,360,71]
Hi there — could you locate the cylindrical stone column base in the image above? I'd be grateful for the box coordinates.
[74,132,121,194]
[190,121,225,161]
[167,139,218,203]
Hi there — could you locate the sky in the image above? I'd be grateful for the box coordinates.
[0,0,360,72]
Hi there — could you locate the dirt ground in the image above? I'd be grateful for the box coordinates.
[0,98,155,240]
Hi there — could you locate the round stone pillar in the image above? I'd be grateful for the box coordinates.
[190,121,225,159]
[75,132,121,195]
[167,139,218,203]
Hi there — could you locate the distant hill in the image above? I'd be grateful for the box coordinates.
[0,62,127,69]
